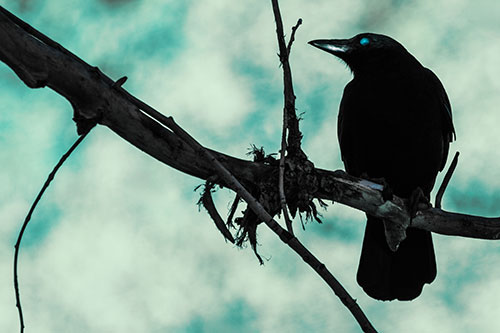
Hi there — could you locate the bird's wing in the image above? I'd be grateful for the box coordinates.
[337,80,359,175]
[423,68,456,170]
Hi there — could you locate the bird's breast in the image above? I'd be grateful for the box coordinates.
[338,75,445,196]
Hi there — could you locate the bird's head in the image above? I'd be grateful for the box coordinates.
[309,33,419,75]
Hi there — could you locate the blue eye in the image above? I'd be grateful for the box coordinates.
[360,37,370,46]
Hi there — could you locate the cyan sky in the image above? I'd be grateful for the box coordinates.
[1,0,500,332]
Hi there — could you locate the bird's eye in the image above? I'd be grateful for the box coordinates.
[359,37,370,46]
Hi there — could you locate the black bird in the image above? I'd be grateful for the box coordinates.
[309,33,455,301]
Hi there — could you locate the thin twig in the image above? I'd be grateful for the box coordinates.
[278,18,303,235]
[14,130,91,333]
[270,2,303,157]
[165,115,377,333]
[279,128,294,235]
[276,16,303,235]
[286,19,303,55]
[435,151,459,209]
[201,182,235,243]
[227,194,241,229]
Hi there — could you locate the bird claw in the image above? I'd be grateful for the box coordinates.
[407,187,431,218]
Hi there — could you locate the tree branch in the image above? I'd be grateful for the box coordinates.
[0,6,268,187]
[276,18,302,235]
[315,169,500,241]
[271,2,303,157]
[273,12,302,238]
[269,2,375,330]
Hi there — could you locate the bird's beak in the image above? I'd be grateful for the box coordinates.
[308,39,351,57]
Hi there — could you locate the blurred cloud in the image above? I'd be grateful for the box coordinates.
[2,0,500,332]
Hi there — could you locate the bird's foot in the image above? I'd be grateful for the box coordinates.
[407,187,431,218]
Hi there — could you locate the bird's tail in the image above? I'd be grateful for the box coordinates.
[356,215,436,301]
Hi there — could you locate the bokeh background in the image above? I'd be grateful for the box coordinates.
[1,0,500,332]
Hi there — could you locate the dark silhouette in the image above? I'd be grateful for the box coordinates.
[309,33,456,301]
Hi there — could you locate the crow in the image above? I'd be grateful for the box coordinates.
[309,33,455,301]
